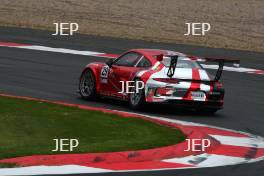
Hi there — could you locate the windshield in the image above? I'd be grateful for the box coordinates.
[162,56,201,69]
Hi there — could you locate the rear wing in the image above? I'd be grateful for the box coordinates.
[193,57,240,81]
[156,54,240,81]
[165,55,178,78]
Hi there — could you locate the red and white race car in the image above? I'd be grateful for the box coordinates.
[78,49,239,113]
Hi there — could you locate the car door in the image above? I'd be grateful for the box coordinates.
[106,52,143,98]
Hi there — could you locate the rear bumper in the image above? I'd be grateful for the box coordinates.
[145,88,224,110]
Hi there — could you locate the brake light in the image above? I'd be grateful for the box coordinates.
[153,78,179,84]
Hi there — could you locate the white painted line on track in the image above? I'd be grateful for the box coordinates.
[104,109,256,137]
[0,42,263,75]
[163,154,247,167]
[16,45,103,56]
[0,165,111,176]
[211,135,264,148]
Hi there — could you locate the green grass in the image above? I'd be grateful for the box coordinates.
[0,96,186,159]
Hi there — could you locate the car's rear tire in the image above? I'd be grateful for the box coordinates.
[79,69,97,99]
[129,78,145,110]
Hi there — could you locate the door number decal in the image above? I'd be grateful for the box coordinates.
[100,65,109,83]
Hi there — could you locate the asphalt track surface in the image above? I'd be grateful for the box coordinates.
[0,27,263,176]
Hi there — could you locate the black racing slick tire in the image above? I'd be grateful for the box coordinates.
[128,78,146,109]
[79,69,97,99]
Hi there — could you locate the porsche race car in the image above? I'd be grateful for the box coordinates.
[78,49,239,113]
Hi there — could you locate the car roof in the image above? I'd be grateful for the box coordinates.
[130,49,186,59]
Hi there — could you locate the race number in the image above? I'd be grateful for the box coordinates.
[100,65,109,83]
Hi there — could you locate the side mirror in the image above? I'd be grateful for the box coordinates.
[106,59,114,67]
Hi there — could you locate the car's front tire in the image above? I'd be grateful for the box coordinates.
[79,69,97,99]
[128,78,146,109]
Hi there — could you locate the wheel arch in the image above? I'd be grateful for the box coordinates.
[80,64,100,92]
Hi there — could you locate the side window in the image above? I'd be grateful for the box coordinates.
[114,52,141,67]
[137,57,152,68]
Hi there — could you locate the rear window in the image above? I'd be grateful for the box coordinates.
[136,57,152,68]
[162,57,201,69]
